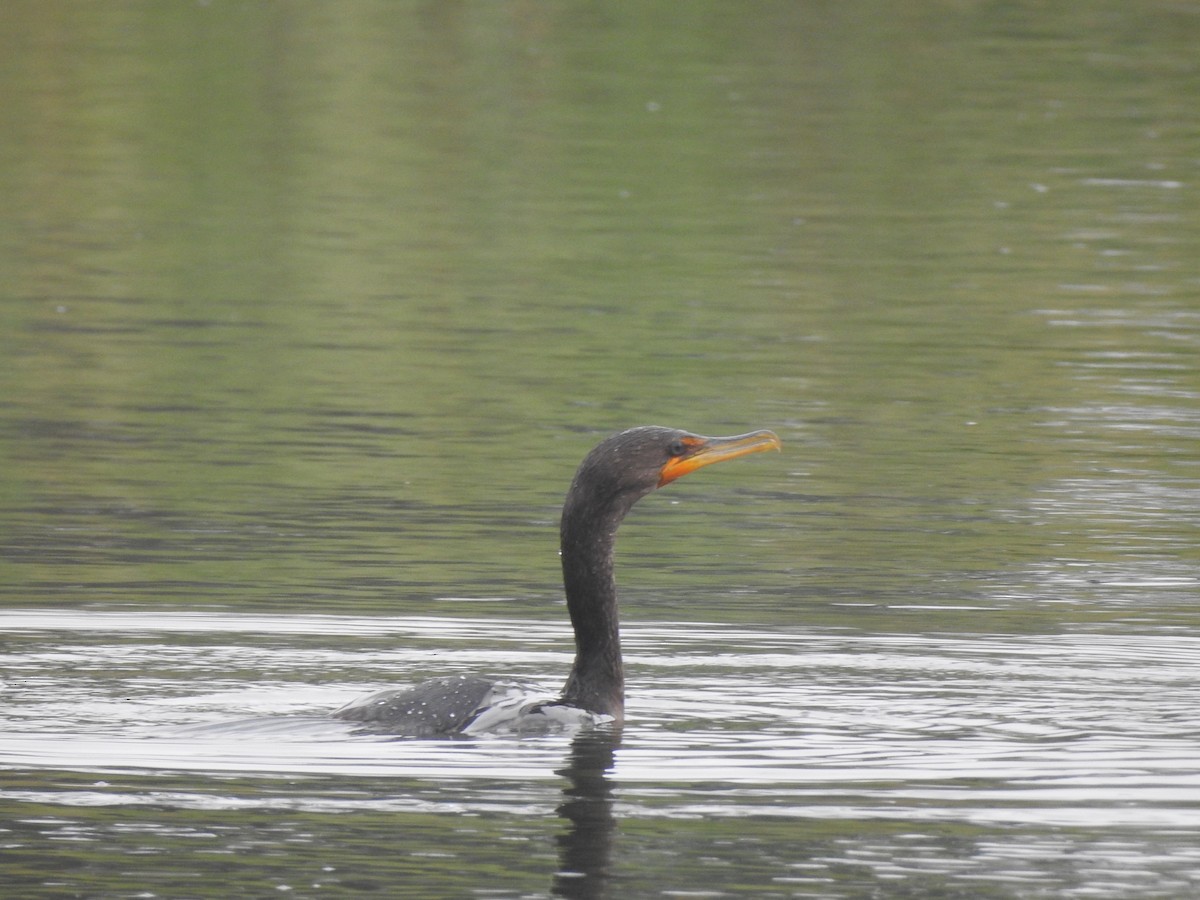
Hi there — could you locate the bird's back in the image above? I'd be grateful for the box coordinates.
[333,674,501,736]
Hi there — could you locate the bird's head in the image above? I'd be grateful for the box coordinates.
[568,425,782,512]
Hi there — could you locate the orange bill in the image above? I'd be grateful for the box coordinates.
[658,430,782,486]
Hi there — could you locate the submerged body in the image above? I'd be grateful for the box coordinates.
[335,675,600,737]
[333,425,780,736]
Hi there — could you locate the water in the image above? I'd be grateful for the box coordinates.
[2,1,1200,897]
[3,613,1200,896]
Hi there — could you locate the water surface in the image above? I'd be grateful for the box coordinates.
[3,610,1200,897]
[2,1,1199,897]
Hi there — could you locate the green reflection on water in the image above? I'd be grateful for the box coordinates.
[1,4,1199,899]
[1,1,1196,625]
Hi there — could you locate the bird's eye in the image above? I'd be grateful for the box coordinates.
[667,440,687,458]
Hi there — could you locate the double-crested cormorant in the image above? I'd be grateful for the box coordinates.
[333,425,781,736]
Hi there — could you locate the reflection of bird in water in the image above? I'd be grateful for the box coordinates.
[335,426,781,736]
[553,729,621,899]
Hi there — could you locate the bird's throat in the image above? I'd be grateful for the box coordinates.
[558,498,626,717]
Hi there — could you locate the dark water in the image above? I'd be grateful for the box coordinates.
[2,2,1199,897]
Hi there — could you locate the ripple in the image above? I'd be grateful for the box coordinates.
[3,611,1198,831]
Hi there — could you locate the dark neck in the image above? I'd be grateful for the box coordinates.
[558,490,629,720]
